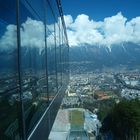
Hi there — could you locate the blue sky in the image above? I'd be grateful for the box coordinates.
[61,0,140,48]
[62,0,140,21]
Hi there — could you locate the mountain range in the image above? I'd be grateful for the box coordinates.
[69,43,140,71]
[1,43,140,72]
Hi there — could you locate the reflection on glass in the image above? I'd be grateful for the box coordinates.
[0,1,20,139]
[0,0,69,139]
[20,0,48,135]
[46,0,58,100]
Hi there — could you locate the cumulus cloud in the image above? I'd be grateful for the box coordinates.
[20,17,45,49]
[0,24,17,50]
[64,12,140,48]
[1,13,140,52]
[0,18,54,52]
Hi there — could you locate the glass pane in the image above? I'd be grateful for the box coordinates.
[20,0,48,135]
[46,0,58,100]
[0,0,20,139]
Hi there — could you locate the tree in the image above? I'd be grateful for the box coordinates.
[101,99,140,140]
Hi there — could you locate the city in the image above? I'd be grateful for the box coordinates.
[49,68,140,140]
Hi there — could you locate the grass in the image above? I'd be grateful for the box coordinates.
[69,110,84,125]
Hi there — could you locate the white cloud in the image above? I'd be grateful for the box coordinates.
[1,13,140,52]
[64,12,140,48]
[21,17,45,50]
[0,17,54,52]
[0,18,46,52]
[0,24,17,50]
